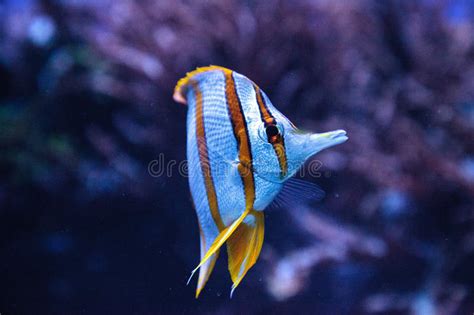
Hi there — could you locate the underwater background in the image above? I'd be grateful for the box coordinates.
[1,0,474,314]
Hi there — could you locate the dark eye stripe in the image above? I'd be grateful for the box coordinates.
[254,85,276,127]
[253,85,288,178]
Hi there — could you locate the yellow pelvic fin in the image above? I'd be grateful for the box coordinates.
[189,208,251,297]
[195,251,219,299]
[226,209,264,297]
[173,65,232,105]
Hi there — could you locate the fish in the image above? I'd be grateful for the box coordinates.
[173,66,348,298]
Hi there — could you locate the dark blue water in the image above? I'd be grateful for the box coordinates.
[1,0,473,314]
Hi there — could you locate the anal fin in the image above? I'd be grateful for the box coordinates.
[226,209,265,297]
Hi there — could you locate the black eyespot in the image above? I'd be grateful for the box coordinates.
[265,124,280,139]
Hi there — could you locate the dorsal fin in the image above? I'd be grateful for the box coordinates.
[173,65,232,104]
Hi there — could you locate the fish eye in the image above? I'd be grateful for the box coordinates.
[265,124,284,144]
[258,123,284,143]
[265,125,280,138]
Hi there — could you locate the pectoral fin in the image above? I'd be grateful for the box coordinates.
[226,209,264,297]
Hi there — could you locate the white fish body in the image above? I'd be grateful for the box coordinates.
[173,66,348,297]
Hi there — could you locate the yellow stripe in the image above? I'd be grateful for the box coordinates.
[223,70,256,209]
[254,85,288,178]
[174,65,232,104]
[191,80,225,231]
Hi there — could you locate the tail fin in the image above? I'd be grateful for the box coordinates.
[226,210,265,297]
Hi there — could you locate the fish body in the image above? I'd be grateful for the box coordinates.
[173,66,347,297]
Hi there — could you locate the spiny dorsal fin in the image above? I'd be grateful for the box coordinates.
[173,65,232,105]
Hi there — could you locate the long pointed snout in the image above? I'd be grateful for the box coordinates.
[309,129,348,153]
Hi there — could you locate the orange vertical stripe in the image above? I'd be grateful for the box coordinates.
[191,80,225,231]
[254,85,276,126]
[223,70,256,210]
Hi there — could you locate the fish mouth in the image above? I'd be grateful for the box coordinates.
[311,129,348,151]
[320,129,348,143]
